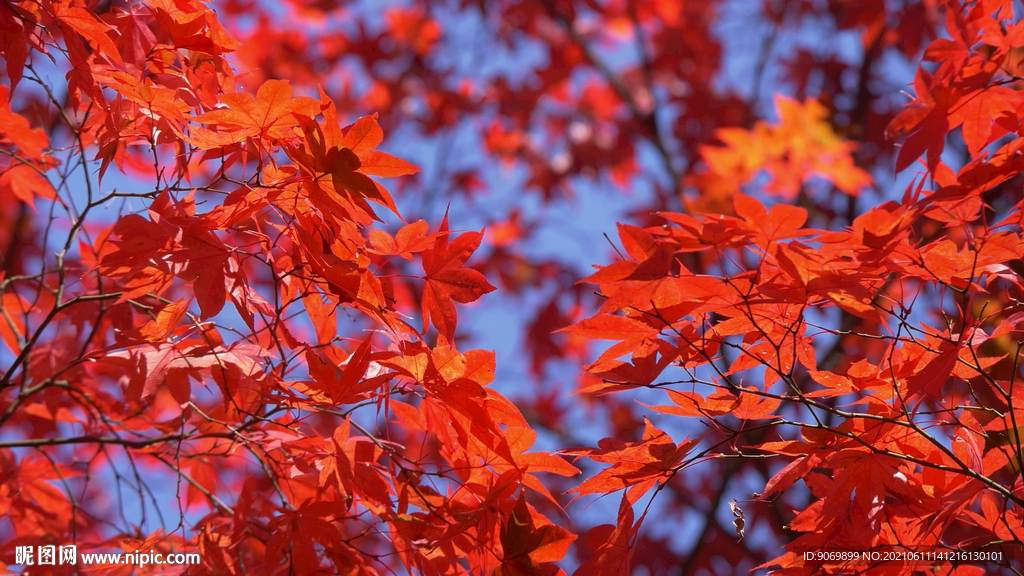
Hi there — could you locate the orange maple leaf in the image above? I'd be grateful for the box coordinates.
[191,79,318,147]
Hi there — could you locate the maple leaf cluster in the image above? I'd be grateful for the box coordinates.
[0,1,576,575]
[556,1,1024,573]
[1,0,1024,575]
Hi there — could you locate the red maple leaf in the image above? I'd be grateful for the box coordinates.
[420,212,496,339]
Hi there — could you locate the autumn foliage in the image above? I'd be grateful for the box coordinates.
[1,0,1023,575]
